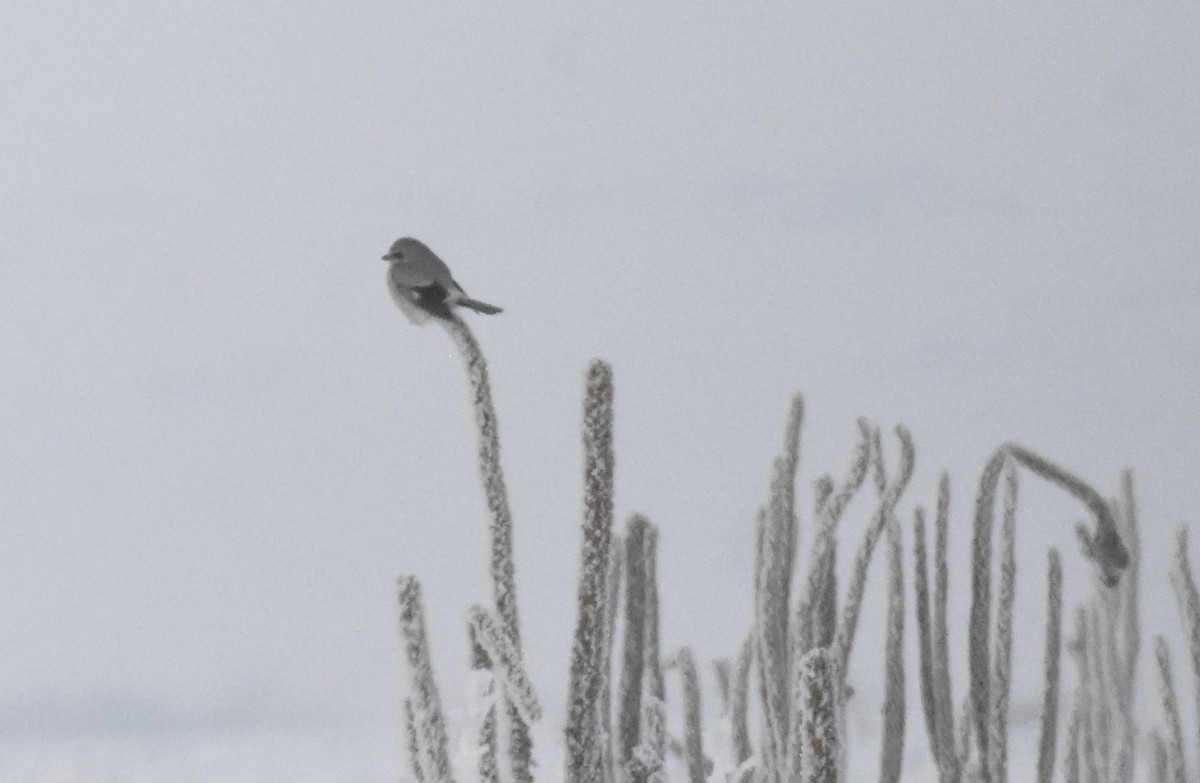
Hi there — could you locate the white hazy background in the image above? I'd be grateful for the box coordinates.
[1,3,1197,779]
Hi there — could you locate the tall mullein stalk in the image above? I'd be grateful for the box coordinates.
[967,449,1007,783]
[443,315,532,781]
[1073,609,1102,783]
[467,606,543,725]
[403,699,426,783]
[1169,526,1200,772]
[1110,471,1141,779]
[627,698,667,783]
[879,513,906,783]
[468,625,500,783]
[565,360,616,783]
[932,474,961,783]
[754,509,785,782]
[798,422,871,656]
[913,485,960,783]
[619,515,650,768]
[601,536,624,783]
[730,632,754,768]
[796,647,840,783]
[914,507,946,780]
[1062,697,1081,783]
[642,523,665,749]
[1035,549,1063,783]
[673,647,707,783]
[833,425,915,685]
[1155,636,1189,783]
[397,576,455,783]
[968,444,1130,783]
[1086,605,1113,779]
[754,395,806,781]
[987,464,1018,783]
[1004,444,1130,586]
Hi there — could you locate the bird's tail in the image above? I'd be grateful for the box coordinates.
[457,297,503,315]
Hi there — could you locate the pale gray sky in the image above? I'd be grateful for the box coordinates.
[0,0,1197,766]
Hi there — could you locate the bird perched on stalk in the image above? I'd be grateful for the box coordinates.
[382,237,503,323]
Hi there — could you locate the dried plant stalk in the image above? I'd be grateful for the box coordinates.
[468,606,543,724]
[880,513,906,783]
[565,360,616,783]
[834,425,915,682]
[1035,549,1063,783]
[397,576,455,783]
[796,647,840,783]
[1170,526,1200,771]
[444,315,532,780]
[798,422,871,657]
[675,647,707,783]
[731,631,754,767]
[987,464,1017,783]
[1155,636,1188,783]
[619,515,650,767]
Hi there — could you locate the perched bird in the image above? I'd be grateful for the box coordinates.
[382,237,503,323]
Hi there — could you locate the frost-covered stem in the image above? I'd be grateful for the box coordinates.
[932,474,960,783]
[834,425,915,683]
[1170,526,1200,771]
[967,449,1007,783]
[1072,610,1102,783]
[1062,697,1081,783]
[914,508,941,772]
[1155,636,1188,783]
[880,515,906,783]
[757,397,805,744]
[397,576,455,783]
[468,624,499,783]
[1035,549,1062,783]
[565,360,616,783]
[759,459,797,771]
[675,648,706,783]
[1085,606,1111,779]
[404,699,427,783]
[443,315,532,781]
[601,536,623,783]
[731,631,754,766]
[468,606,543,725]
[988,465,1017,783]
[869,425,887,496]
[797,647,840,783]
[1112,471,1140,779]
[627,698,667,783]
[1005,444,1129,586]
[644,524,665,706]
[799,422,870,656]
[619,516,650,767]
[754,510,785,782]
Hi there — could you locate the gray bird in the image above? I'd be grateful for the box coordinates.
[381,237,503,324]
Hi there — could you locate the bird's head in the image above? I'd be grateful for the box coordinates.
[381,236,425,261]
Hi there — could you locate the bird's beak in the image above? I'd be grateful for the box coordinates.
[381,254,394,261]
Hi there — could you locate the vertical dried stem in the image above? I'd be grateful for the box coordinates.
[834,425,915,683]
[565,360,616,783]
[619,515,650,767]
[797,647,840,783]
[1155,636,1188,783]
[443,315,532,780]
[1035,549,1062,783]
[988,464,1017,783]
[880,514,906,783]
[397,576,455,783]
[676,647,707,783]
[1170,526,1200,772]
